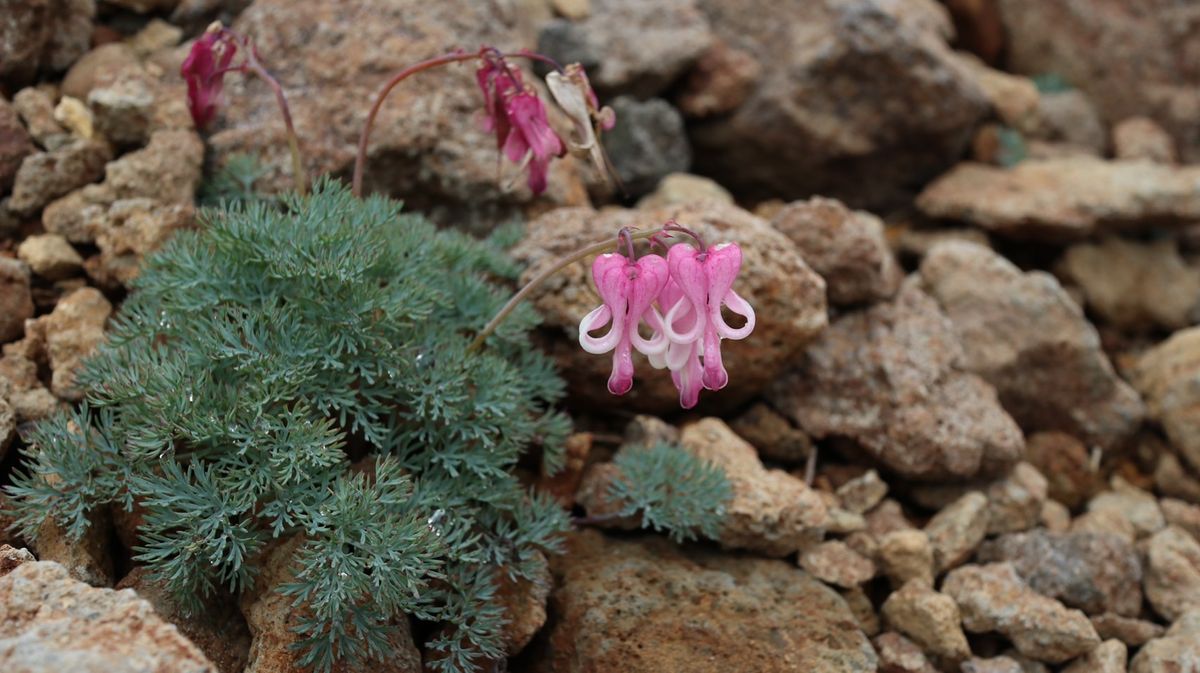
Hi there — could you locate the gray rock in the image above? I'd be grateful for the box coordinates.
[604,96,690,198]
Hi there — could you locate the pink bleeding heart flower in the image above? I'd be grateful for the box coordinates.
[662,242,756,392]
[502,93,565,195]
[475,54,522,151]
[578,252,670,395]
[181,28,239,130]
[649,277,705,408]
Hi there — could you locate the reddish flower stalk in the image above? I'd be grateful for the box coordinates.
[351,47,569,198]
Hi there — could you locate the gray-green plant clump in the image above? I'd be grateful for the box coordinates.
[7,179,573,673]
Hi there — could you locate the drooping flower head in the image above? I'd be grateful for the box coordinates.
[545,63,616,182]
[181,25,240,130]
[578,231,670,395]
[474,49,565,195]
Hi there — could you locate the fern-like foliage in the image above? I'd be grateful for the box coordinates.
[608,443,732,544]
[7,179,571,673]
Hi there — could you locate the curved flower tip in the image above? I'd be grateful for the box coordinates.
[181,26,239,130]
[578,252,670,396]
[664,241,755,394]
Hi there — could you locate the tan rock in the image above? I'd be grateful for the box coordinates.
[943,562,1101,663]
[8,138,111,215]
[1059,236,1200,331]
[1113,117,1176,164]
[85,198,194,286]
[917,158,1200,240]
[1087,477,1165,539]
[31,499,113,588]
[878,529,934,587]
[985,462,1048,534]
[771,282,1023,481]
[0,545,35,577]
[1040,500,1070,533]
[0,95,37,193]
[836,469,888,515]
[872,631,938,673]
[880,579,971,664]
[35,287,111,400]
[675,38,761,118]
[866,499,915,538]
[1090,612,1164,648]
[1162,498,1200,541]
[511,201,827,412]
[1024,431,1101,509]
[635,172,733,209]
[918,241,1144,450]
[925,491,989,572]
[1143,526,1200,622]
[0,559,215,673]
[953,52,1039,131]
[728,402,812,464]
[1130,609,1200,673]
[17,233,83,280]
[53,95,93,139]
[841,586,880,637]
[800,541,875,588]
[12,86,67,147]
[1071,509,1136,544]
[535,530,878,673]
[0,259,35,343]
[1134,328,1200,475]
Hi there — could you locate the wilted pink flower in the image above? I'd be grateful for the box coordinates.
[578,251,670,395]
[181,28,239,130]
[546,63,616,181]
[661,242,756,392]
[475,53,565,195]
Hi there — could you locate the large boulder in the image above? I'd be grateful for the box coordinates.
[529,530,877,673]
[688,0,988,208]
[770,281,1022,481]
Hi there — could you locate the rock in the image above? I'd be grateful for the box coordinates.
[88,69,158,146]
[995,0,1200,162]
[985,463,1048,534]
[1030,90,1107,156]
[0,395,12,457]
[880,579,971,664]
[1113,117,1176,164]
[511,201,827,412]
[1090,613,1164,648]
[1134,328,1200,475]
[1130,609,1200,673]
[105,0,180,13]
[953,52,1039,131]
[963,657,1026,673]
[241,537,421,673]
[1162,499,1200,541]
[636,172,732,210]
[690,0,988,209]
[0,559,215,672]
[61,43,139,101]
[1155,455,1200,504]
[536,0,712,97]
[533,529,878,673]
[551,0,589,20]
[678,418,828,555]
[943,562,1101,663]
[8,138,111,215]
[117,567,251,673]
[54,95,93,140]
[27,287,111,400]
[1143,526,1200,622]
[1058,237,1200,332]
[917,158,1200,241]
[675,38,760,118]
[769,197,902,306]
[495,551,552,655]
[0,545,34,576]
[1061,641,1126,673]
[0,259,35,343]
[925,491,989,571]
[771,282,1022,481]
[17,233,83,280]
[878,529,934,588]
[214,0,587,227]
[12,86,67,148]
[836,469,888,514]
[1086,478,1165,539]
[918,241,1144,450]
[602,97,690,198]
[30,506,114,587]
[728,402,812,464]
[873,631,938,673]
[105,129,203,204]
[975,530,1143,616]
[840,586,880,636]
[894,225,990,260]
[0,96,36,193]
[1071,509,1137,545]
[867,499,916,538]
[1023,432,1101,509]
[1041,501,1070,533]
[0,0,95,84]
[800,541,875,588]
[537,432,592,508]
[85,198,195,287]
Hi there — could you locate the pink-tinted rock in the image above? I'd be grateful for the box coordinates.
[771,282,1022,481]
[918,241,1144,451]
[1090,612,1164,648]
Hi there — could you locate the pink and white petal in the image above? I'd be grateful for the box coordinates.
[579,305,621,354]
[714,289,756,340]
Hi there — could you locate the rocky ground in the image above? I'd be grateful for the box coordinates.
[3,0,1200,672]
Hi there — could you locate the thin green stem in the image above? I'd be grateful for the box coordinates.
[468,228,662,352]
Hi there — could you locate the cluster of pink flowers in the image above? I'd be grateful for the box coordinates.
[579,229,755,408]
[180,27,241,130]
[475,51,564,195]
